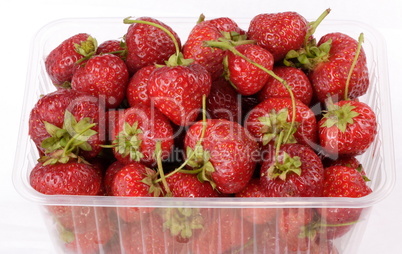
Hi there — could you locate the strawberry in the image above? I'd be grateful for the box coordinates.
[258,66,313,106]
[184,119,259,194]
[247,12,308,62]
[206,77,241,122]
[319,165,372,220]
[126,65,156,107]
[278,208,316,252]
[108,105,174,167]
[110,162,162,222]
[30,160,102,195]
[223,43,274,95]
[45,33,97,87]
[96,39,126,60]
[62,223,115,254]
[165,172,219,198]
[309,33,369,103]
[318,100,377,156]
[260,143,324,197]
[120,213,181,254]
[110,162,162,197]
[28,88,104,161]
[123,17,181,74]
[189,208,253,254]
[316,165,372,239]
[148,62,212,126]
[103,160,125,195]
[71,53,129,109]
[235,178,277,224]
[244,97,318,147]
[55,207,112,235]
[182,15,246,80]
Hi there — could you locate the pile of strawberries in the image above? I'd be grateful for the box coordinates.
[28,9,378,254]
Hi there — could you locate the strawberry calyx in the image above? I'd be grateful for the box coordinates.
[141,166,164,197]
[107,121,144,162]
[266,151,302,181]
[39,110,97,165]
[321,100,359,133]
[258,108,298,146]
[160,207,204,243]
[74,35,98,64]
[284,8,331,70]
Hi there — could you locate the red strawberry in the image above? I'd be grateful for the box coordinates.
[96,39,126,60]
[309,33,369,103]
[148,62,212,126]
[190,208,253,254]
[278,208,315,253]
[316,165,372,238]
[206,77,241,122]
[110,162,162,222]
[28,89,104,161]
[45,33,97,87]
[62,224,114,254]
[71,53,129,108]
[324,156,368,178]
[120,213,181,254]
[55,206,111,234]
[123,17,181,74]
[126,65,156,107]
[182,15,245,80]
[235,178,277,224]
[318,100,377,156]
[247,12,308,62]
[184,119,259,194]
[166,172,219,198]
[108,105,174,167]
[260,143,324,197]
[244,97,318,147]
[258,66,313,106]
[103,160,125,195]
[30,160,102,195]
[320,165,372,219]
[223,43,274,95]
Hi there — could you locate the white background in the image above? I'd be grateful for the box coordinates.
[1,0,401,253]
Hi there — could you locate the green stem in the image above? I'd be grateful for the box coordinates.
[155,141,171,196]
[155,95,209,183]
[63,123,97,157]
[305,9,331,49]
[275,130,285,163]
[344,33,364,100]
[123,17,181,57]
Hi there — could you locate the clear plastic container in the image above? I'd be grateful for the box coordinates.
[13,17,395,254]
